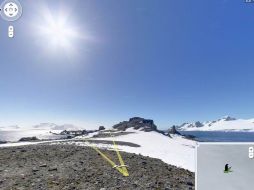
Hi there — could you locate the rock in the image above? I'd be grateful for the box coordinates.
[51,181,59,185]
[48,167,57,171]
[132,183,138,188]
[0,141,7,144]
[67,135,73,139]
[32,167,39,172]
[113,117,158,132]
[60,129,99,138]
[194,121,203,127]
[19,137,39,142]
[0,145,194,189]
[187,181,194,186]
[39,164,47,167]
[222,116,236,121]
[99,126,105,131]
[141,161,147,165]
[167,126,181,135]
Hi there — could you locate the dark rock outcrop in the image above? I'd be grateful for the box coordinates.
[19,137,39,142]
[99,126,105,131]
[193,121,203,128]
[113,117,158,132]
[221,116,236,121]
[167,126,181,135]
[60,130,88,136]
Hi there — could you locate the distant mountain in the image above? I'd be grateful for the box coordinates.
[174,116,254,132]
[33,123,58,129]
[33,123,83,131]
[51,124,82,131]
[0,125,20,131]
[179,121,204,129]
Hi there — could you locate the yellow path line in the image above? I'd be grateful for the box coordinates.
[111,132,129,176]
[85,138,129,177]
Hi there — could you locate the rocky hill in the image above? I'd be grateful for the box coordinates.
[113,117,158,132]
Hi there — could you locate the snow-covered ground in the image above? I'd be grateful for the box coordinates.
[0,139,67,147]
[0,128,196,172]
[89,128,196,172]
[178,116,254,132]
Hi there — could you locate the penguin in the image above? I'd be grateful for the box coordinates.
[224,164,229,172]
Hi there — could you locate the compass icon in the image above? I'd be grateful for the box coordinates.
[0,0,22,21]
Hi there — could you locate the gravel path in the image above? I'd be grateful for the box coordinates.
[0,145,194,190]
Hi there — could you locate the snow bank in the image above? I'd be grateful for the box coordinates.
[92,128,196,172]
[0,129,196,172]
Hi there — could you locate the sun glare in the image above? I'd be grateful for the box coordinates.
[41,18,78,49]
[35,6,83,56]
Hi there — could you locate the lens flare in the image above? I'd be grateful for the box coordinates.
[34,4,85,57]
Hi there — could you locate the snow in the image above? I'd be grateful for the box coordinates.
[178,117,254,132]
[75,131,99,139]
[91,128,196,172]
[0,125,21,131]
[0,139,65,147]
[0,128,196,172]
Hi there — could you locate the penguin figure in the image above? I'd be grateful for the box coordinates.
[224,164,229,172]
[224,164,232,173]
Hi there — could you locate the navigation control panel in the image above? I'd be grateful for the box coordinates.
[0,0,22,38]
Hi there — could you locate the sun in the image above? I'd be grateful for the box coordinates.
[35,6,83,55]
[40,17,78,49]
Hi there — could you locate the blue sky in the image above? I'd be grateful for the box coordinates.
[0,0,254,129]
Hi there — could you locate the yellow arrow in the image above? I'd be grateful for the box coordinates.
[85,136,129,177]
[110,132,129,176]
